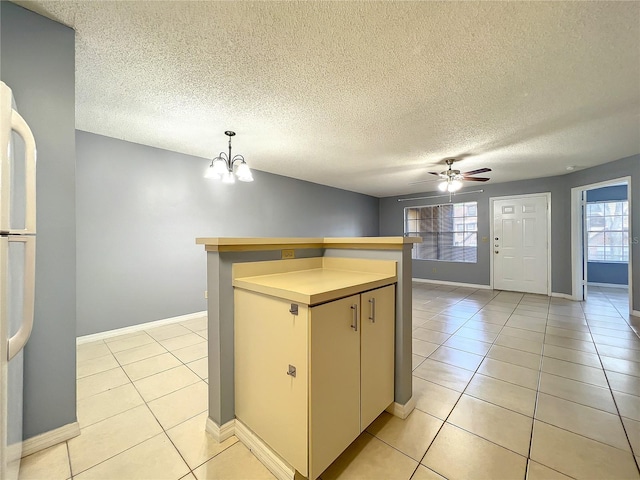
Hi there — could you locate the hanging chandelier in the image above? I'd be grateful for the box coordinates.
[205,131,254,183]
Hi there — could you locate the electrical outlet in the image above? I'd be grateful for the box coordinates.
[282,249,295,259]
[432,267,437,273]
[482,236,489,243]
[204,290,208,299]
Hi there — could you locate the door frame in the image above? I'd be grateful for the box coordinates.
[489,192,552,295]
[570,176,632,311]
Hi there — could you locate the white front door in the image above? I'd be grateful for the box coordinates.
[493,195,549,295]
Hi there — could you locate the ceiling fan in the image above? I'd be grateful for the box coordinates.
[410,158,491,192]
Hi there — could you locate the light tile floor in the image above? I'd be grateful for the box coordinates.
[18,285,640,479]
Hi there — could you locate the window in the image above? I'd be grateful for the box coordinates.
[404,202,478,263]
[586,201,629,262]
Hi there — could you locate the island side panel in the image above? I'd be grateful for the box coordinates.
[322,245,413,405]
[206,252,223,426]
[207,248,325,426]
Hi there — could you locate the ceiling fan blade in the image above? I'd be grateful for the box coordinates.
[462,168,492,175]
[462,176,490,182]
[428,172,442,176]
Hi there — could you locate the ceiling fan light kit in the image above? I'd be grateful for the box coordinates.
[438,179,463,192]
[205,130,254,183]
[426,158,491,199]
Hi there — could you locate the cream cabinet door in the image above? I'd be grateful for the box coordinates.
[234,289,309,476]
[309,294,361,480]
[360,285,395,429]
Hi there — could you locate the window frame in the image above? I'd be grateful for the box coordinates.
[585,200,629,263]
[404,201,478,263]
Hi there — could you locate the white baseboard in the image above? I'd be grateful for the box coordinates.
[234,420,295,480]
[21,421,80,458]
[551,292,576,301]
[205,416,236,443]
[77,311,207,345]
[412,278,491,290]
[587,282,629,289]
[385,396,416,420]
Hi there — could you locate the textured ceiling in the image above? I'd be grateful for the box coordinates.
[17,1,640,197]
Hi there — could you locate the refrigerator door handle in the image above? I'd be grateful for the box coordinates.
[7,236,35,361]
[10,109,37,234]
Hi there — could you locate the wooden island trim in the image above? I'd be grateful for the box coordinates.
[196,236,421,252]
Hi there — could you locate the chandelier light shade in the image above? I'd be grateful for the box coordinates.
[205,131,254,183]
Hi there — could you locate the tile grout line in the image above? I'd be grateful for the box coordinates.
[71,324,210,479]
[510,292,547,480]
[542,294,640,460]
[522,294,570,480]
[417,287,596,477]
[138,327,215,479]
[535,297,639,459]
[409,285,503,479]
[137,326,215,479]
[413,288,534,478]
[405,284,480,480]
[578,302,640,475]
[72,333,166,477]
[65,440,73,480]
[593,288,637,335]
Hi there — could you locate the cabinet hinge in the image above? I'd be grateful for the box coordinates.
[289,304,298,315]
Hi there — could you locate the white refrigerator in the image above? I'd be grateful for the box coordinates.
[0,81,37,480]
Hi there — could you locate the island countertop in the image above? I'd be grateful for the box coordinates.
[232,257,397,305]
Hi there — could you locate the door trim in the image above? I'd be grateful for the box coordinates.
[570,176,632,312]
[489,192,552,295]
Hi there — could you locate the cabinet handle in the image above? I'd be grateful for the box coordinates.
[350,304,358,332]
[368,298,376,323]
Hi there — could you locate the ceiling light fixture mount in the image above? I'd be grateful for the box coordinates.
[205,130,253,183]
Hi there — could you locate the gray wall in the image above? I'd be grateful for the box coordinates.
[586,184,629,285]
[76,131,379,336]
[587,262,628,286]
[586,185,628,202]
[379,155,639,311]
[380,176,565,287]
[1,2,77,439]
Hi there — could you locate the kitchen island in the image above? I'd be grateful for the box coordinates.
[195,237,419,479]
